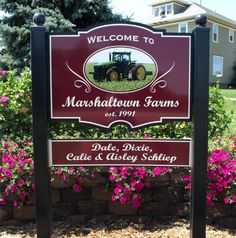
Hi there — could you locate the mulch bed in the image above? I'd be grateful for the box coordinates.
[0,217,235,238]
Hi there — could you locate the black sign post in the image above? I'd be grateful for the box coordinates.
[31,13,209,238]
[191,15,210,238]
[31,13,52,238]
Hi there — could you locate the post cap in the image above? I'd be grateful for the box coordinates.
[33,13,46,26]
[195,14,207,27]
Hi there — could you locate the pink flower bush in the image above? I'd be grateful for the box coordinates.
[0,140,34,207]
[206,147,236,206]
[0,134,235,209]
[183,136,236,206]
[108,166,170,208]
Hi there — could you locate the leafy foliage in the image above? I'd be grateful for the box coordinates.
[0,0,127,70]
[0,68,32,136]
[208,85,232,138]
[0,69,232,140]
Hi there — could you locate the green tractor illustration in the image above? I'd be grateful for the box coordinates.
[90,51,152,82]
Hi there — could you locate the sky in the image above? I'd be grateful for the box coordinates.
[87,47,154,64]
[110,0,236,23]
[1,1,235,22]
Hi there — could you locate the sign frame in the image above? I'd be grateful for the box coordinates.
[31,13,209,238]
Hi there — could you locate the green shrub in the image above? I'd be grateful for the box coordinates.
[0,68,32,137]
[0,69,232,140]
[208,85,232,138]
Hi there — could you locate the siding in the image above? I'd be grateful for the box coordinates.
[153,20,236,86]
[208,22,236,85]
[173,3,186,14]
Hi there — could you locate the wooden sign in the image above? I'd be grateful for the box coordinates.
[50,24,191,128]
[49,139,191,166]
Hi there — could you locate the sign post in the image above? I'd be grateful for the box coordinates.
[31,13,52,238]
[191,15,210,238]
[31,13,209,238]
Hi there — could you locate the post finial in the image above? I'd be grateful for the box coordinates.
[195,14,207,27]
[33,13,46,26]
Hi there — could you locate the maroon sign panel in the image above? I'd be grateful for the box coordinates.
[50,24,191,128]
[49,140,191,167]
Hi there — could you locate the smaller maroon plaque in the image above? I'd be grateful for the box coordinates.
[49,140,191,167]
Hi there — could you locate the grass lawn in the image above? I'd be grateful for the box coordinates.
[220,89,236,134]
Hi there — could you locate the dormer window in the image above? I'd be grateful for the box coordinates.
[153,4,173,18]
[166,4,172,15]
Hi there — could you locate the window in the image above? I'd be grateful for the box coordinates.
[212,24,218,43]
[213,55,223,76]
[178,22,188,33]
[166,4,173,15]
[153,4,173,17]
[229,29,234,43]
[160,5,165,16]
[153,7,159,17]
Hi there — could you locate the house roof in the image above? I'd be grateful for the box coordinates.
[150,0,236,29]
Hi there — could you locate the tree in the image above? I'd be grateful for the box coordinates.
[0,0,126,70]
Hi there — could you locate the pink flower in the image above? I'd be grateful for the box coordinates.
[13,200,18,207]
[10,184,17,193]
[133,201,141,208]
[114,187,122,195]
[2,168,13,178]
[2,142,9,147]
[0,200,7,205]
[19,192,26,200]
[69,168,75,174]
[152,167,170,176]
[224,197,230,204]
[0,96,9,103]
[232,196,236,204]
[130,180,137,187]
[73,184,82,193]
[18,179,25,187]
[17,169,23,173]
[119,196,127,205]
[79,167,86,172]
[18,149,26,156]
[111,195,117,201]
[124,188,131,195]
[0,70,7,76]
[60,174,67,181]
[24,141,31,146]
[55,169,62,175]
[135,181,144,192]
[109,175,115,182]
[144,134,152,139]
[206,199,214,207]
[76,177,83,183]
[31,183,36,190]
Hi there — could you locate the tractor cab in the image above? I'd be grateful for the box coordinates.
[109,52,131,63]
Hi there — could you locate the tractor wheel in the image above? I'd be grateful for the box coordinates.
[132,64,147,80]
[106,68,120,81]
